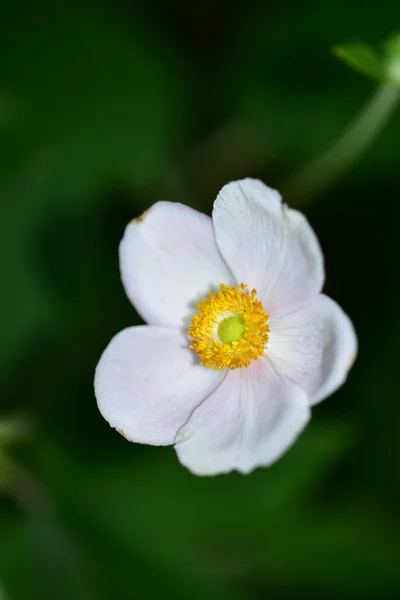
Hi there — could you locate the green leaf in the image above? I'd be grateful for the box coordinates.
[384,33,400,85]
[221,0,400,177]
[333,42,384,81]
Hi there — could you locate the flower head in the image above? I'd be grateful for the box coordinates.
[95,179,357,475]
[189,283,270,370]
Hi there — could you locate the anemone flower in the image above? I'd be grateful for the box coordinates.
[95,179,357,476]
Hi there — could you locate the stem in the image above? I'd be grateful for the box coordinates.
[283,84,400,205]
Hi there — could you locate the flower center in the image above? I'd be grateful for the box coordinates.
[188,284,269,370]
[218,315,246,344]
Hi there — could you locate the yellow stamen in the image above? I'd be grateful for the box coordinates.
[189,284,269,370]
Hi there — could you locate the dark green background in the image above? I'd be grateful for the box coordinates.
[0,0,399,598]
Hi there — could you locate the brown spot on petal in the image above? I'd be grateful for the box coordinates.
[130,206,151,224]
[347,350,357,372]
[117,429,127,439]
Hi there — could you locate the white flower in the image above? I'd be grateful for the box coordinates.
[95,179,357,476]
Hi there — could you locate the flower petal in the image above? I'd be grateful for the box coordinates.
[120,202,234,328]
[95,326,225,445]
[175,359,310,475]
[212,179,324,317]
[268,294,357,405]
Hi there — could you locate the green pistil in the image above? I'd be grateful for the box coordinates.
[218,315,246,344]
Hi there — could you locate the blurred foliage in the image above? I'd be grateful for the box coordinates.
[333,34,400,85]
[333,43,385,82]
[0,0,399,599]
[385,34,400,85]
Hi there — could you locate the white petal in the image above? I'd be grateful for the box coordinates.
[120,202,234,328]
[175,359,310,475]
[95,326,225,445]
[268,294,357,405]
[212,179,324,317]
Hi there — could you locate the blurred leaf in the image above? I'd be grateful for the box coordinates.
[333,43,384,81]
[0,417,30,447]
[221,0,400,177]
[384,33,400,85]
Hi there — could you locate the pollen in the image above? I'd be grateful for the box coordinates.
[189,284,270,370]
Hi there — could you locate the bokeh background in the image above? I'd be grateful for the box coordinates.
[1,0,399,598]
